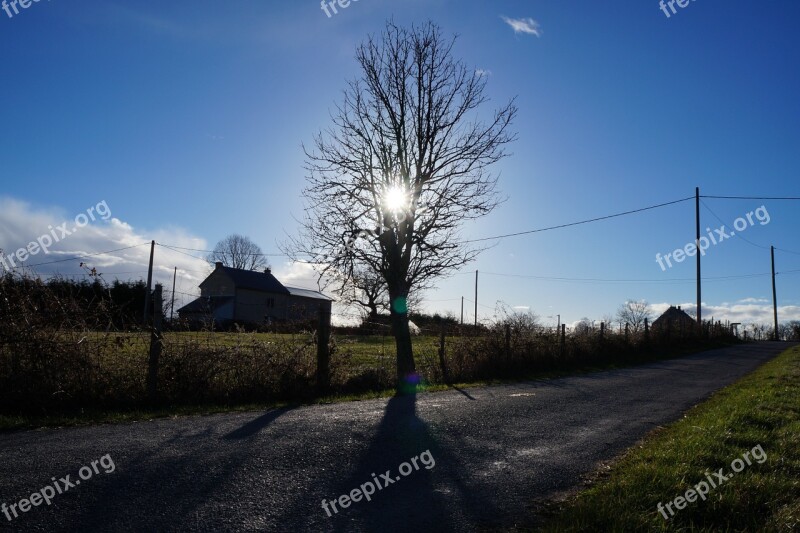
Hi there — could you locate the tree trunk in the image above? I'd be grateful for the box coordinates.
[389,287,416,393]
[368,305,378,323]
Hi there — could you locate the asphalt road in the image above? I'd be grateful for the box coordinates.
[0,342,791,532]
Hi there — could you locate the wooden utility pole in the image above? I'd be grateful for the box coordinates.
[772,246,779,341]
[147,284,163,402]
[474,270,478,328]
[143,240,155,324]
[170,266,177,321]
[695,187,702,328]
[460,296,464,326]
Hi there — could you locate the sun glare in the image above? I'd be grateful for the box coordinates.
[383,185,407,212]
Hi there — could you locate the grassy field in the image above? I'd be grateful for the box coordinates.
[1,329,741,431]
[539,344,800,531]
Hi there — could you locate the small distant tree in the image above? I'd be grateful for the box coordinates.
[208,234,269,271]
[494,302,541,337]
[337,267,388,322]
[788,321,800,341]
[574,318,592,336]
[616,300,652,333]
[601,313,616,333]
[337,267,424,323]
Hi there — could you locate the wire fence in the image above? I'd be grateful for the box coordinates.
[1,271,789,418]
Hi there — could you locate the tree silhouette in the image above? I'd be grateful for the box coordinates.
[288,21,517,390]
[208,234,269,271]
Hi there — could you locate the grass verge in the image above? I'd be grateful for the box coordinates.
[539,344,800,532]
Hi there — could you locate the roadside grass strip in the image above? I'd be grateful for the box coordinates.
[541,345,800,531]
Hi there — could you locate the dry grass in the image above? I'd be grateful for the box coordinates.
[0,273,740,421]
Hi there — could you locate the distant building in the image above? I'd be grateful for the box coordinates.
[652,305,695,334]
[178,262,332,327]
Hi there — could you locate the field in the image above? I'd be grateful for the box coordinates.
[2,304,743,429]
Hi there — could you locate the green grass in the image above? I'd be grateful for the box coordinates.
[539,344,800,532]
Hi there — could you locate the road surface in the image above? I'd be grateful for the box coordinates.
[0,342,791,532]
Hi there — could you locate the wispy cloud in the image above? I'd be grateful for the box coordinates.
[476,69,492,78]
[738,297,770,304]
[500,16,542,37]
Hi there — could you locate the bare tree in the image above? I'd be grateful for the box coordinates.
[288,21,517,389]
[601,313,616,333]
[338,267,426,323]
[208,234,269,271]
[573,318,592,336]
[616,300,652,333]
[339,267,388,322]
[788,321,800,341]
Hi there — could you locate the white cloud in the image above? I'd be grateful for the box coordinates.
[274,260,323,290]
[0,196,211,309]
[476,69,492,77]
[651,301,800,325]
[500,16,542,37]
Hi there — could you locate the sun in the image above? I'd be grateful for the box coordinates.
[383,185,408,212]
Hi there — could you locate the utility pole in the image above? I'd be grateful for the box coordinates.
[170,266,177,322]
[143,240,155,324]
[460,296,464,326]
[772,246,779,341]
[474,270,478,328]
[695,187,702,328]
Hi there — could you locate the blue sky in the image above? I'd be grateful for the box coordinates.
[1,0,799,327]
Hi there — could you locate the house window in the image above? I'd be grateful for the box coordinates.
[266,297,275,308]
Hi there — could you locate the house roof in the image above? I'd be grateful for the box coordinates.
[653,305,694,326]
[285,286,334,301]
[198,263,332,301]
[202,264,290,294]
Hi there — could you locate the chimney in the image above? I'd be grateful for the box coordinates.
[678,306,681,311]
[264,267,271,274]
[215,262,223,269]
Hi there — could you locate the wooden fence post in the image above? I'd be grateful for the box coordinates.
[560,324,566,358]
[505,323,512,363]
[147,284,163,403]
[317,306,331,395]
[438,323,448,383]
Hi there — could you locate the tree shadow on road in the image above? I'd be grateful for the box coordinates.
[321,392,499,532]
[450,386,477,400]
[223,407,294,440]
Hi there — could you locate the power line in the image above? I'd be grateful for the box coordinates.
[156,243,289,257]
[477,270,772,284]
[702,195,800,200]
[700,200,772,251]
[0,243,150,270]
[776,247,800,256]
[464,196,694,243]
[156,243,214,262]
